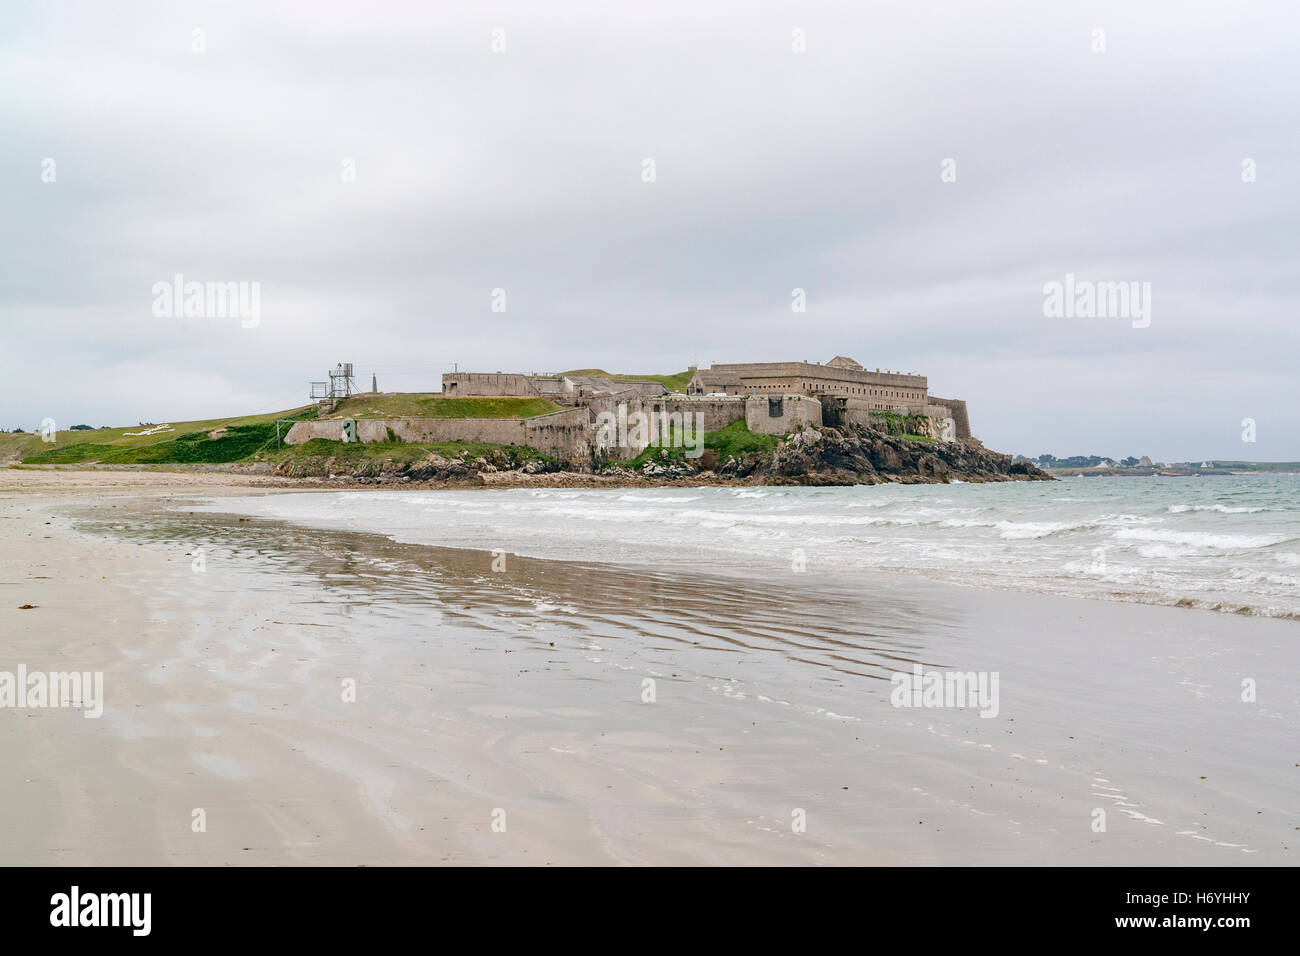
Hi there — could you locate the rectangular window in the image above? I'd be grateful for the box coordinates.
[768,397,783,418]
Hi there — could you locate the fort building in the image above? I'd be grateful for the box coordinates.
[430,357,970,454]
[282,358,971,463]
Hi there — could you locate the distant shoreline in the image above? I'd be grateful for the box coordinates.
[1043,467,1299,478]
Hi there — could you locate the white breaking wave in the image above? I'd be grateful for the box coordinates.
[1167,503,1266,514]
[1113,527,1291,550]
[191,475,1300,620]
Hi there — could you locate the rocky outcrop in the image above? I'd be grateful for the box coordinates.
[751,424,1051,485]
[272,422,1050,487]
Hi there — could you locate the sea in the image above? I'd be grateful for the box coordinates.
[194,474,1300,620]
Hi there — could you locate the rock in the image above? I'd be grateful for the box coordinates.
[753,422,1053,485]
[1009,459,1050,478]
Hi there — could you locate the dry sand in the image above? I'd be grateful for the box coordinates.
[1,468,1293,865]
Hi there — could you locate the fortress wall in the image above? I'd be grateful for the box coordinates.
[658,397,746,433]
[830,399,960,442]
[358,421,390,442]
[440,372,537,397]
[528,377,568,399]
[284,407,590,458]
[583,396,746,457]
[710,361,927,395]
[926,397,971,439]
[745,395,821,435]
[523,407,593,458]
[284,420,346,443]
[617,381,671,398]
[387,418,528,446]
[838,397,891,427]
[285,419,400,444]
[585,396,746,435]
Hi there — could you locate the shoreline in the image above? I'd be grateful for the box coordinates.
[5,467,1296,620]
[4,462,1044,491]
[2,471,1295,865]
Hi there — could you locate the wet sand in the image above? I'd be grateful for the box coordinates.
[1,469,1294,864]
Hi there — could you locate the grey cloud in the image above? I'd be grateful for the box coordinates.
[2,0,1296,460]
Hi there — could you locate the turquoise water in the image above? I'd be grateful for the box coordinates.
[200,474,1300,619]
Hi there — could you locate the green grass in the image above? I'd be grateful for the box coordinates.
[10,392,566,468]
[618,419,779,469]
[703,420,780,459]
[13,406,316,465]
[560,369,694,392]
[325,394,561,419]
[18,443,119,464]
[276,438,548,464]
[901,433,937,443]
[868,410,930,437]
[23,419,313,465]
[113,424,284,463]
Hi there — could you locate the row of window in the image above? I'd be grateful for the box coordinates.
[792,382,922,400]
[694,381,924,401]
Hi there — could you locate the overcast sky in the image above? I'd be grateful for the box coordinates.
[3,0,1297,461]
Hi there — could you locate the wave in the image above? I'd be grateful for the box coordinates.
[189,477,1300,623]
[1114,527,1293,550]
[1167,504,1266,514]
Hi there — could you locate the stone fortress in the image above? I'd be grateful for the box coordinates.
[285,356,970,464]
[433,356,971,460]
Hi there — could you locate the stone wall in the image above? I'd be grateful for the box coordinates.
[834,397,888,428]
[602,380,668,398]
[283,419,392,443]
[745,394,821,435]
[283,406,591,459]
[818,397,960,442]
[440,372,537,397]
[522,408,592,459]
[926,396,971,439]
[658,397,747,433]
[708,360,928,405]
[583,396,734,457]
[529,377,567,399]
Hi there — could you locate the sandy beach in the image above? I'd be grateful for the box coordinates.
[1,468,1294,865]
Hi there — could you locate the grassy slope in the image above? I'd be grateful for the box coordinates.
[6,405,316,463]
[560,369,694,392]
[324,394,561,419]
[14,395,561,467]
[624,420,779,468]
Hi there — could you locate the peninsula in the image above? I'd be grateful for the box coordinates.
[7,356,1051,487]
